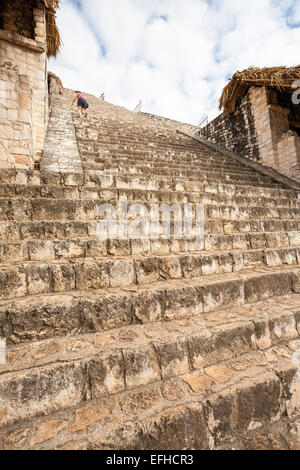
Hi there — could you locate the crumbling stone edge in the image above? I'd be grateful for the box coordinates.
[177,129,300,192]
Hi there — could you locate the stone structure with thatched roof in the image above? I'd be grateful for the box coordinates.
[200,66,300,181]
[0,0,61,169]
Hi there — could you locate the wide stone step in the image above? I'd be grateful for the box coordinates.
[0,304,299,448]
[1,196,299,223]
[81,147,252,168]
[81,157,259,178]
[74,129,200,147]
[2,360,298,450]
[81,163,278,184]
[80,162,272,184]
[85,171,284,190]
[1,216,299,240]
[80,149,258,171]
[0,253,300,301]
[0,231,299,267]
[0,170,296,199]
[1,266,300,343]
[0,215,299,246]
[1,184,299,212]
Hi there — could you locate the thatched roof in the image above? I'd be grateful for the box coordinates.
[219,66,300,114]
[44,0,61,58]
[44,1,60,11]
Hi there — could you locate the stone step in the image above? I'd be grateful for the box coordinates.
[85,171,284,190]
[1,184,299,211]
[0,232,300,268]
[78,146,256,167]
[80,162,272,184]
[2,358,298,450]
[81,163,278,185]
[0,170,296,199]
[0,253,299,301]
[1,266,300,343]
[80,155,259,177]
[5,90,297,450]
[1,197,299,223]
[0,216,299,245]
[74,126,198,144]
[0,298,299,447]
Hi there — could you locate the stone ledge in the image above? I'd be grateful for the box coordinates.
[177,129,300,191]
[0,29,45,54]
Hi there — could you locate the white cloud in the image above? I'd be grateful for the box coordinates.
[49,0,300,124]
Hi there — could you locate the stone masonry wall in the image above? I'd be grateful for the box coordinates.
[200,85,300,181]
[199,93,260,160]
[250,86,300,181]
[0,1,48,169]
[48,73,63,96]
[0,0,35,39]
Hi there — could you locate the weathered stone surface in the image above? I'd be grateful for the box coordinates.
[0,362,86,427]
[205,364,233,383]
[183,372,213,396]
[203,279,244,312]
[164,286,203,320]
[154,339,190,378]
[88,352,125,397]
[75,260,110,290]
[135,257,159,284]
[161,379,185,401]
[70,402,110,433]
[32,419,69,445]
[123,347,161,388]
[109,259,135,288]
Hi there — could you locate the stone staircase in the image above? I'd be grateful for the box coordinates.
[0,89,300,450]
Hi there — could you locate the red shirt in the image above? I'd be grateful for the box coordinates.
[76,93,87,100]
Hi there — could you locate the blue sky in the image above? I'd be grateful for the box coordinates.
[49,0,300,124]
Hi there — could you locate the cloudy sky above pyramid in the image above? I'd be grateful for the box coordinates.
[49,0,300,125]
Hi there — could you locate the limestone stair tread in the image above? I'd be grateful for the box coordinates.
[0,242,299,274]
[0,335,299,449]
[0,170,298,199]
[1,265,300,344]
[1,185,297,208]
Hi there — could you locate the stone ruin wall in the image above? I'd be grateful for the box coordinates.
[200,86,300,181]
[48,73,63,96]
[0,0,48,169]
[0,0,35,39]
[199,93,260,160]
[250,86,300,181]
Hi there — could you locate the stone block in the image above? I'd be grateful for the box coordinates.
[164,286,203,320]
[88,352,125,397]
[154,339,190,378]
[135,257,159,284]
[75,260,110,290]
[203,279,244,313]
[26,264,51,295]
[123,347,161,388]
[109,259,135,288]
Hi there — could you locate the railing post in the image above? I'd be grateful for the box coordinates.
[133,100,142,113]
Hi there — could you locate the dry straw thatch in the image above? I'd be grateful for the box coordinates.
[44,0,61,58]
[219,65,300,114]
